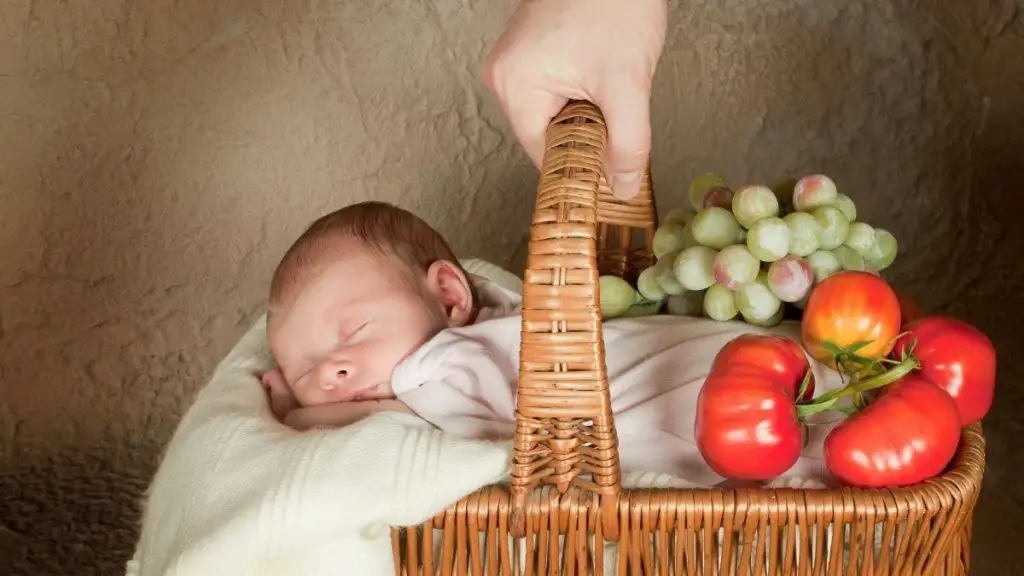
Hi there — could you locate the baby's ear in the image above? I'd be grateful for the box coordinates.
[425,260,474,327]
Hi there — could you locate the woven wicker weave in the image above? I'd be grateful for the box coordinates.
[391,101,986,575]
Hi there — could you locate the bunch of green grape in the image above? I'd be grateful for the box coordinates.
[599,172,899,324]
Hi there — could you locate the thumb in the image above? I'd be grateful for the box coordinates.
[593,80,653,200]
[502,90,569,171]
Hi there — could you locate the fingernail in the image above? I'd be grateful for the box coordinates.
[612,171,642,200]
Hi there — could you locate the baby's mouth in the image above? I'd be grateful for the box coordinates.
[347,385,379,402]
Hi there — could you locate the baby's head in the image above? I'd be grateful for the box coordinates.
[266,201,476,407]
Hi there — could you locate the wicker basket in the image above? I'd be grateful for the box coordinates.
[390,101,986,575]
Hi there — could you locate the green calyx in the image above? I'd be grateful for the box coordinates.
[795,338,919,421]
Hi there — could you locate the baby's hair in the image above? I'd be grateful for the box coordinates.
[269,201,473,308]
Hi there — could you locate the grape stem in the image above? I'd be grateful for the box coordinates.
[795,354,919,420]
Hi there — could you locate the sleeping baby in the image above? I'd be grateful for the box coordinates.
[261,201,843,486]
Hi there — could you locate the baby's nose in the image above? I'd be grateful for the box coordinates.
[319,360,355,391]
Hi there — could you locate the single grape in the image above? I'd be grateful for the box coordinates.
[771,177,798,211]
[665,290,705,317]
[703,283,739,321]
[805,250,842,283]
[672,245,719,291]
[865,229,898,271]
[767,255,814,302]
[621,300,664,318]
[680,221,699,249]
[653,251,686,296]
[833,245,868,271]
[744,304,785,327]
[783,212,822,257]
[691,207,742,249]
[702,185,734,209]
[636,266,667,301]
[712,244,760,290]
[653,223,688,259]
[599,276,636,319]
[793,174,839,212]
[842,222,876,256]
[731,185,780,228]
[688,172,728,212]
[736,270,782,323]
[832,193,857,222]
[746,217,791,262]
[811,205,850,250]
[662,206,691,227]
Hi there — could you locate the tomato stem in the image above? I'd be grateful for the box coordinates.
[795,355,919,419]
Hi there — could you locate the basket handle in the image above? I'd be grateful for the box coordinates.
[510,100,656,537]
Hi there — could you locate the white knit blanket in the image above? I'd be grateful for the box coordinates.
[126,260,526,576]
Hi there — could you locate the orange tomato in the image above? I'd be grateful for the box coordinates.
[801,271,902,368]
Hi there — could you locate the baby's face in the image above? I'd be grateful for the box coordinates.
[267,249,449,406]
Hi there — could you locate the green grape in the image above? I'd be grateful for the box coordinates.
[842,222,875,256]
[865,229,898,271]
[783,212,822,257]
[662,206,691,227]
[736,270,782,323]
[688,172,728,211]
[766,255,814,303]
[703,186,734,209]
[771,177,798,211]
[744,304,785,327]
[811,205,850,250]
[833,245,867,271]
[599,275,636,319]
[680,221,699,249]
[621,300,664,317]
[665,290,705,317]
[703,283,739,321]
[746,217,791,262]
[793,174,839,212]
[672,246,718,291]
[653,251,685,296]
[806,250,842,283]
[636,266,667,301]
[691,207,742,249]
[712,244,759,290]
[832,193,857,222]
[653,223,688,259]
[731,185,779,229]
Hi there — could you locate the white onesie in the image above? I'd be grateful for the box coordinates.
[393,279,845,488]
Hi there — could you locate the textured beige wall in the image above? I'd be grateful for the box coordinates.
[1,0,1022,573]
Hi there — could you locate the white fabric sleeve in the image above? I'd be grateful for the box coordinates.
[128,316,511,576]
[394,331,518,441]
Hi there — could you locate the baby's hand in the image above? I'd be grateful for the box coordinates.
[260,368,299,421]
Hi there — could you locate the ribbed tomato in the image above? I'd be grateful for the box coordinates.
[824,374,960,487]
[893,315,996,426]
[696,334,813,480]
[710,333,815,401]
[801,271,902,368]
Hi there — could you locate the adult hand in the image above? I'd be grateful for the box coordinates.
[483,0,668,200]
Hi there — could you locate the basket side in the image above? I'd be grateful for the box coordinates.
[509,101,656,534]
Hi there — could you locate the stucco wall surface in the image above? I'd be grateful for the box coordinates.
[1,0,1022,573]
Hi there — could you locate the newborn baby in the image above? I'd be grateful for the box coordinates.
[262,201,844,486]
[261,200,522,430]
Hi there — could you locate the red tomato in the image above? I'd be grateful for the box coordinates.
[710,333,815,401]
[801,271,902,368]
[696,334,813,480]
[893,316,996,426]
[824,374,960,488]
